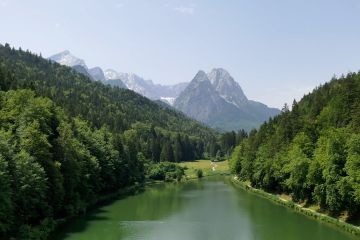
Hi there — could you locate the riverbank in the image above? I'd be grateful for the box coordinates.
[44,184,144,240]
[230,177,360,237]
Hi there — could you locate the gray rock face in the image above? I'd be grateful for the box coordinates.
[49,51,188,102]
[104,79,128,89]
[104,69,188,101]
[207,68,247,107]
[88,67,106,81]
[71,65,92,79]
[174,69,280,131]
[174,71,225,121]
[49,50,87,68]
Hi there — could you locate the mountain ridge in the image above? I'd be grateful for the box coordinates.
[49,51,188,101]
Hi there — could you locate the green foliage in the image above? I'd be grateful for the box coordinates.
[147,162,185,181]
[0,154,13,234]
[230,72,360,219]
[0,89,141,238]
[195,169,203,178]
[283,133,312,201]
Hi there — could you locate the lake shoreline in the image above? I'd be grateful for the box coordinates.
[48,183,144,240]
[229,176,360,237]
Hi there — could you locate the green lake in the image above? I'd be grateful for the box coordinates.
[53,177,357,240]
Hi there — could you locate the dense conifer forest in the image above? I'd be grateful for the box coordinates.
[230,72,360,220]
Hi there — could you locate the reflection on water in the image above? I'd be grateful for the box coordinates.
[53,177,356,240]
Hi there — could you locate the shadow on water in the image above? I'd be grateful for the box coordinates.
[51,181,198,239]
[52,208,110,240]
[50,188,143,240]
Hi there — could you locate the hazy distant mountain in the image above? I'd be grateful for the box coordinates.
[174,69,280,131]
[49,51,188,102]
[207,68,248,107]
[174,71,240,122]
[49,50,103,81]
[71,65,93,79]
[104,69,188,101]
[88,67,106,81]
[49,50,87,68]
[103,79,127,89]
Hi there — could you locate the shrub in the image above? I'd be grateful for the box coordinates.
[196,169,203,178]
[147,162,185,181]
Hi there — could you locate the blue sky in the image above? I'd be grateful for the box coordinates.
[1,0,360,108]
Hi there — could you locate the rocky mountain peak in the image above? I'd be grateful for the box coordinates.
[193,70,209,82]
[174,68,280,131]
[88,67,105,81]
[207,68,232,84]
[207,68,248,106]
[49,50,87,69]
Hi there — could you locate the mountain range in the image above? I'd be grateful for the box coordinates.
[49,51,280,131]
[49,51,187,103]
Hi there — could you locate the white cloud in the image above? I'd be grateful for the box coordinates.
[174,6,195,15]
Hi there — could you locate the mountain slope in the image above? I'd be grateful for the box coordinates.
[174,69,280,131]
[88,67,106,81]
[230,72,360,220]
[49,50,87,68]
[174,71,247,125]
[207,68,247,107]
[105,79,128,89]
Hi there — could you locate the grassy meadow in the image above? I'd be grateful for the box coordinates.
[178,160,229,179]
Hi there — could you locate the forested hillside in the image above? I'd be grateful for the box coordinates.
[230,72,360,219]
[0,44,220,239]
[0,44,220,161]
[0,89,145,238]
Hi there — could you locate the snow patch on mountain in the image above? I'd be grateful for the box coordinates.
[160,97,176,105]
[49,50,187,101]
[174,68,280,131]
[49,50,87,69]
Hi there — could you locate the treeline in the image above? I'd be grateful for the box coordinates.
[230,72,360,219]
[122,123,205,163]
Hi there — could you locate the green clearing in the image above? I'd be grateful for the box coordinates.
[178,159,229,179]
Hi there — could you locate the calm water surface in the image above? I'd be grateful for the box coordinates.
[54,177,356,240]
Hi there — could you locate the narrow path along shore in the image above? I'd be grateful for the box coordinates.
[230,176,360,237]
